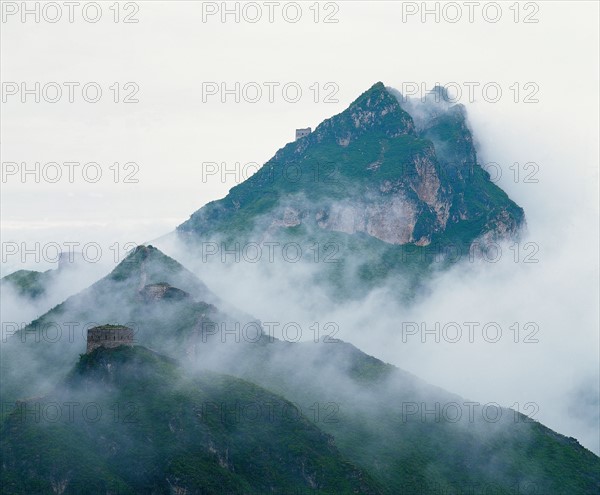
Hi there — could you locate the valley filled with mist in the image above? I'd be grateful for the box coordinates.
[2,81,599,494]
[2,2,599,493]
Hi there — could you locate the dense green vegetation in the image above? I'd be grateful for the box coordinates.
[1,346,381,494]
[1,268,52,299]
[214,338,600,495]
[2,83,597,494]
[2,245,598,494]
[176,82,524,294]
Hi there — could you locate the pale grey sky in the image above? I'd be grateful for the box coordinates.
[2,1,597,263]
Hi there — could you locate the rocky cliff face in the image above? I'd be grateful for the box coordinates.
[178,81,524,255]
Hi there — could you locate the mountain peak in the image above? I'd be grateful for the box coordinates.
[348,81,392,108]
[178,82,524,274]
[103,244,217,306]
[305,81,415,146]
[108,244,182,283]
[348,81,388,107]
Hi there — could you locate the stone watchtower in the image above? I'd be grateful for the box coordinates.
[86,325,134,353]
[295,127,311,141]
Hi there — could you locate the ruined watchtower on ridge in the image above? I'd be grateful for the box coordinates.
[86,325,134,353]
[295,127,311,141]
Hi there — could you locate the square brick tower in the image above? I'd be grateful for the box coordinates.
[86,325,134,353]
